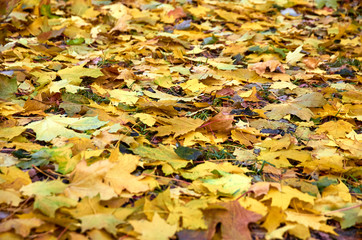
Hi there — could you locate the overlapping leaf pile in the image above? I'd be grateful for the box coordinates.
[0,0,361,239]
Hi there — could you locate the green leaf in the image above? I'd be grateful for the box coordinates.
[30,145,73,174]
[312,177,338,192]
[66,38,85,45]
[21,180,67,196]
[202,35,218,45]
[248,45,269,54]
[26,115,107,141]
[0,75,17,100]
[34,195,77,217]
[26,116,88,141]
[272,46,287,58]
[68,116,108,131]
[202,171,251,196]
[208,62,238,70]
[12,149,31,159]
[315,0,338,9]
[339,206,361,229]
[16,158,49,169]
[40,4,59,19]
[16,145,72,170]
[175,146,203,161]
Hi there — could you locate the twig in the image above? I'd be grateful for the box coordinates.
[57,224,71,240]
[32,165,57,180]
[45,169,68,178]
[3,196,32,221]
[235,191,252,201]
[0,148,15,153]
[323,203,362,216]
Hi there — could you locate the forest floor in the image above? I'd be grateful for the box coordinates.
[0,0,361,239]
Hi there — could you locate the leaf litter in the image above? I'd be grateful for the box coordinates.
[0,0,361,239]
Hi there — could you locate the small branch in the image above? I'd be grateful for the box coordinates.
[0,148,16,154]
[32,165,57,180]
[323,203,362,216]
[45,169,69,178]
[57,224,71,240]
[235,191,252,201]
[3,196,32,221]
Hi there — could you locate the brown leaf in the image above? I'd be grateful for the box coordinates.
[248,60,285,75]
[203,111,234,133]
[204,200,262,240]
[303,57,320,69]
[37,27,65,42]
[168,7,187,19]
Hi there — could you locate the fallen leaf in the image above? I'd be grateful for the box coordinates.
[249,60,285,75]
[286,45,305,65]
[0,218,43,237]
[80,214,122,236]
[261,185,315,210]
[150,116,204,137]
[34,195,77,217]
[130,213,177,240]
[263,103,314,121]
[21,179,67,196]
[0,189,22,206]
[204,200,262,240]
[316,120,354,138]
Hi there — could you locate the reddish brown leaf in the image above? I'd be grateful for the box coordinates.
[204,200,262,240]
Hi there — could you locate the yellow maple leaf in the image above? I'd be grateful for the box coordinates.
[64,160,117,200]
[262,206,286,232]
[263,102,314,121]
[0,189,21,206]
[286,45,305,65]
[262,185,315,210]
[150,116,204,137]
[134,113,156,126]
[257,149,311,168]
[0,166,31,189]
[322,181,352,202]
[57,65,103,85]
[258,134,292,152]
[105,153,149,194]
[130,213,177,240]
[249,60,285,75]
[316,120,354,138]
[0,218,43,237]
[266,225,295,240]
[182,131,211,146]
[180,78,207,94]
[107,89,139,105]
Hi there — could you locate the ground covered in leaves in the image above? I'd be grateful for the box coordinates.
[0,0,361,239]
